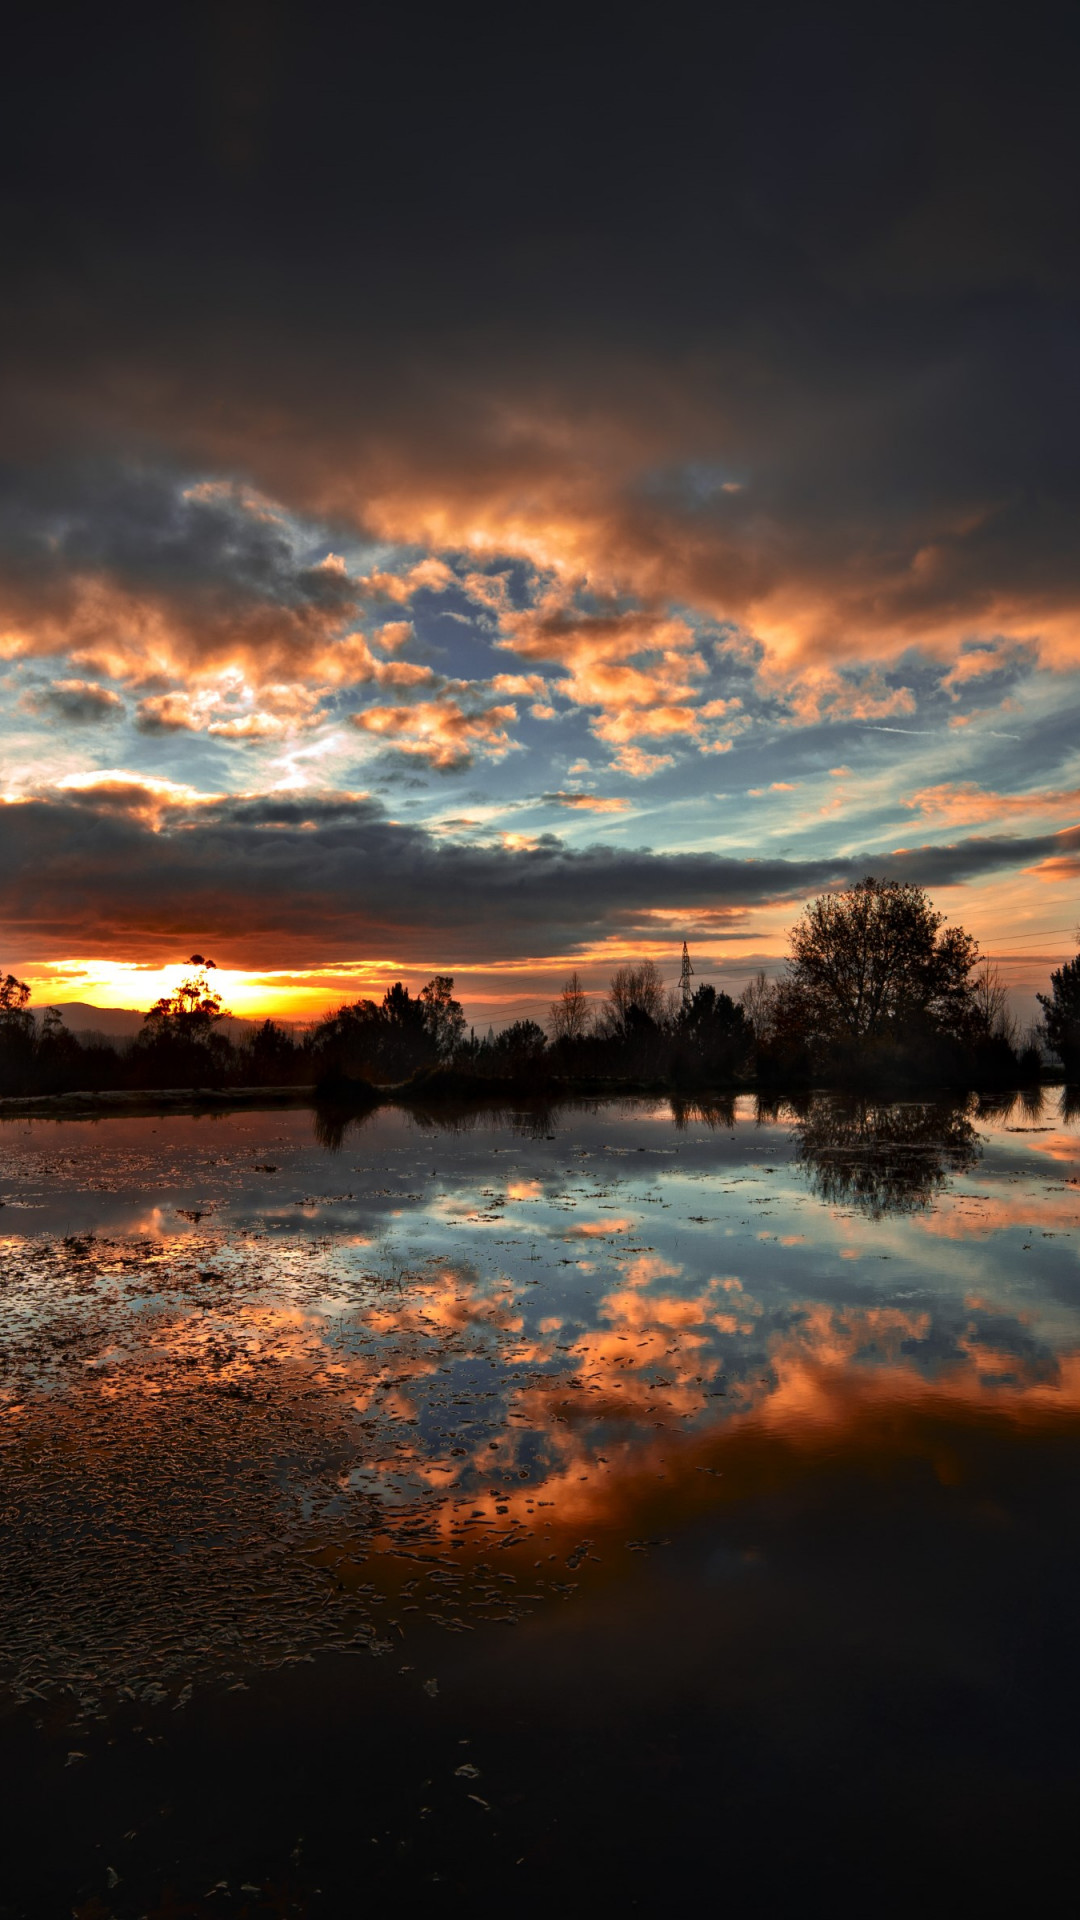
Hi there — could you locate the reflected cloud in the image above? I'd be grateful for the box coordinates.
[2,1091,1079,1729]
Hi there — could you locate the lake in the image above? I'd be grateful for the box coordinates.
[2,1087,1079,1914]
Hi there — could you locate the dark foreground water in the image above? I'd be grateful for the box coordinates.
[1,1088,1079,1916]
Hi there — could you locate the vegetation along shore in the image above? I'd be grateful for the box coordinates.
[3,878,1079,1110]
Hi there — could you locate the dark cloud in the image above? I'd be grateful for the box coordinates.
[0,9,1076,671]
[1,786,1072,969]
[885,830,1080,888]
[2,6,1079,980]
[20,679,125,724]
[539,792,631,813]
[0,460,365,675]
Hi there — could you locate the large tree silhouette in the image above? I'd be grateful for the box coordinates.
[788,878,978,1053]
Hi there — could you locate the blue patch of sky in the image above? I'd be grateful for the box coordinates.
[12,481,1080,884]
[634,462,746,508]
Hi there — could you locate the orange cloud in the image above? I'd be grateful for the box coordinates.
[350,695,519,768]
[372,658,442,689]
[135,678,328,739]
[593,702,706,744]
[484,593,744,757]
[489,672,548,697]
[562,1216,638,1238]
[12,349,1077,721]
[540,791,631,813]
[612,746,675,777]
[779,668,918,727]
[940,641,1032,695]
[43,770,217,825]
[373,619,415,648]
[904,782,1080,826]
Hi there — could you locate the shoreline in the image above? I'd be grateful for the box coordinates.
[0,1070,1062,1122]
[0,1084,319,1120]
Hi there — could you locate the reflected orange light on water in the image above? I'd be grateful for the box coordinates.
[3,1089,1080,1722]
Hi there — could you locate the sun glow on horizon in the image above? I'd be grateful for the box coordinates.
[16,873,1076,1032]
[16,961,385,1023]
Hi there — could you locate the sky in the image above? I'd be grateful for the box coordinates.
[2,1,1079,1027]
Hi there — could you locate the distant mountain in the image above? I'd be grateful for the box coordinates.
[34,1003,261,1039]
[34,1002,145,1035]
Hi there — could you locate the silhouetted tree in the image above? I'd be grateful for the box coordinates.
[740,972,814,1082]
[787,877,979,1069]
[549,971,590,1043]
[309,998,382,1078]
[739,970,776,1043]
[672,983,750,1081]
[312,977,465,1085]
[419,975,466,1059]
[132,957,233,1086]
[1038,948,1080,1074]
[140,957,225,1039]
[0,969,35,1093]
[32,1006,82,1091]
[239,1019,300,1084]
[602,960,666,1038]
[594,959,669,1074]
[970,960,1017,1047]
[0,971,31,1022]
[483,1019,548,1077]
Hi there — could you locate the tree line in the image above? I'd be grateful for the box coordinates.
[2,877,1078,1100]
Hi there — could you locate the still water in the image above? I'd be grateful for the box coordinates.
[1,1089,1079,1914]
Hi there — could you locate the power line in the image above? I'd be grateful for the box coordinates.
[976,924,1078,946]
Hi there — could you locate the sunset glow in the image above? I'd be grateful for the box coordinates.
[5,11,1080,1908]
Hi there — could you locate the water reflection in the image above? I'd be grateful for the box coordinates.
[790,1094,980,1216]
[669,1092,737,1131]
[310,1099,360,1151]
[0,1089,1078,1739]
[312,1092,567,1151]
[973,1084,1048,1124]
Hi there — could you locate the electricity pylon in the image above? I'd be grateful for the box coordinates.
[679,940,695,1008]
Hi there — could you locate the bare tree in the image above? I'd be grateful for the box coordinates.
[970,960,1017,1045]
[549,970,590,1042]
[739,970,777,1044]
[604,960,666,1037]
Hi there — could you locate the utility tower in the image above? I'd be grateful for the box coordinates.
[679,940,695,1008]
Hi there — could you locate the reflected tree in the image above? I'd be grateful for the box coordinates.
[971,1087,1046,1126]
[670,1093,737,1131]
[405,1094,560,1138]
[311,1101,379,1151]
[793,1095,980,1217]
[1015,1084,1048,1123]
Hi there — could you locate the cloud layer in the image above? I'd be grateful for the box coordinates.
[3,782,1076,971]
[2,6,1080,988]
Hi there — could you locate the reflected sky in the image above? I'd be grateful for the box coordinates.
[1,1089,1079,1726]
